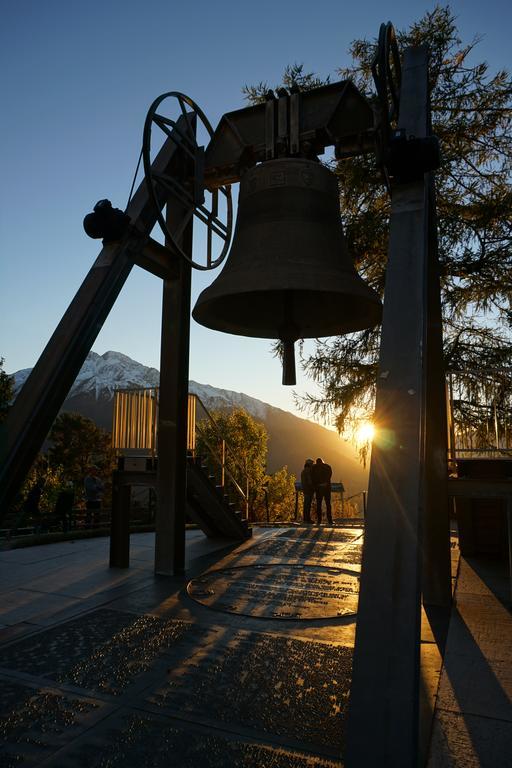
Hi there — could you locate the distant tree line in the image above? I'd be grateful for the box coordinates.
[1,357,116,529]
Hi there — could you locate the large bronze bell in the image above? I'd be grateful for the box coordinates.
[193,158,381,384]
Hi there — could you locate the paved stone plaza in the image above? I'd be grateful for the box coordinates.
[0,526,510,766]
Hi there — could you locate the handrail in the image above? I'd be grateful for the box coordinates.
[192,395,250,518]
[194,421,249,514]
[345,490,367,517]
[191,395,249,484]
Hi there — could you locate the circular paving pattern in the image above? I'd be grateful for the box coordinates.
[187,564,359,619]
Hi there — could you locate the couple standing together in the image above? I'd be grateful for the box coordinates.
[301,457,333,526]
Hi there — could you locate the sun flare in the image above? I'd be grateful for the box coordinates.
[356,422,375,443]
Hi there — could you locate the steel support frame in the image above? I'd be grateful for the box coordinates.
[0,118,195,583]
[345,46,451,767]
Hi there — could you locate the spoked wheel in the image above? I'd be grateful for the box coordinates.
[143,91,232,270]
[371,23,402,191]
[372,22,401,128]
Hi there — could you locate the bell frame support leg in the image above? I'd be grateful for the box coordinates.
[155,226,193,575]
[423,174,452,612]
[155,122,195,576]
[345,45,450,767]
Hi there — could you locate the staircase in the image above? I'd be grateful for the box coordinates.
[186,456,251,539]
[112,456,251,541]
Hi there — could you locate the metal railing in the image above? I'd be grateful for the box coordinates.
[293,482,364,522]
[447,369,512,460]
[344,490,367,518]
[193,397,250,518]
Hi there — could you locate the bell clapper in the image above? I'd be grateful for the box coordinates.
[281,338,297,386]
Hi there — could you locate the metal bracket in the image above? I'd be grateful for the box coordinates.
[204,80,376,188]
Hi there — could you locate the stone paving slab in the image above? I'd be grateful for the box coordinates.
[435,652,512,722]
[19,564,152,600]
[0,539,104,564]
[452,595,512,657]
[42,710,342,768]
[427,552,512,766]
[0,609,194,696]
[0,677,107,767]
[456,557,510,600]
[4,558,150,590]
[428,709,512,768]
[145,626,351,752]
[0,590,80,626]
[228,530,363,571]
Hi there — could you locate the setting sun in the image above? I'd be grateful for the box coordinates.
[356,422,375,443]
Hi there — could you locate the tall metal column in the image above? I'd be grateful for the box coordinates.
[423,176,452,609]
[155,152,194,576]
[345,46,433,767]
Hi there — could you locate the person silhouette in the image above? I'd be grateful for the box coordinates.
[300,458,315,524]
[312,457,333,525]
[84,466,104,528]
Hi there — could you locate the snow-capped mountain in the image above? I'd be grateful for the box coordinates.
[13,351,160,400]
[13,351,270,422]
[11,351,368,491]
[188,381,268,421]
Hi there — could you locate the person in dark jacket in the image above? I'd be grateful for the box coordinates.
[54,482,74,532]
[300,458,315,524]
[312,457,333,525]
[23,478,44,533]
[84,467,104,528]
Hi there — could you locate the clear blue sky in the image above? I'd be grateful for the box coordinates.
[1,0,510,420]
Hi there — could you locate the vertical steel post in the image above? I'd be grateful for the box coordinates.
[110,477,131,568]
[422,176,452,608]
[345,46,432,767]
[155,123,195,575]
